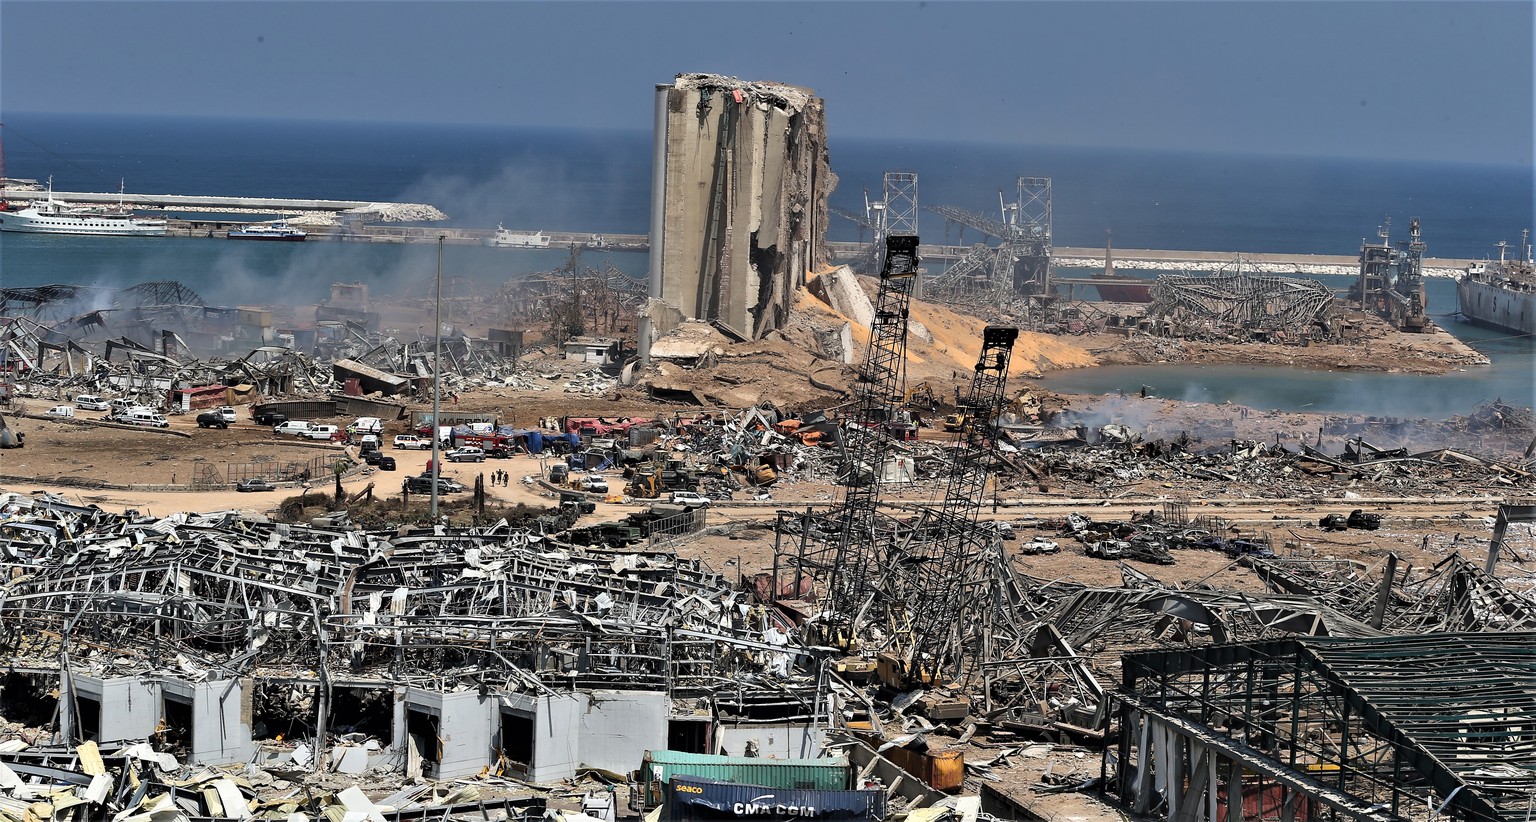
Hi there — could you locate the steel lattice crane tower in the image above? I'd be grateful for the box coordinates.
[899,326,1019,684]
[924,176,1052,297]
[829,172,918,274]
[817,233,921,647]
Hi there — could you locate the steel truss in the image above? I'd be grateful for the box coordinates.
[1114,634,1536,822]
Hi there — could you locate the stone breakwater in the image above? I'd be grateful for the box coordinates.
[1051,256,1465,279]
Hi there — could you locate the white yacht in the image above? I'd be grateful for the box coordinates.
[0,178,167,236]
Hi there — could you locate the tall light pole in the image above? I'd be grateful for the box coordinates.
[430,235,444,519]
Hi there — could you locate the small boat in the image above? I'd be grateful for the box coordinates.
[485,224,551,248]
[227,220,308,241]
[0,177,167,236]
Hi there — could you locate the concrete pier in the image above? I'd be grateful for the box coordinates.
[4,184,1476,272]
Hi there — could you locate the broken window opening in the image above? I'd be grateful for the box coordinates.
[158,694,194,755]
[0,672,59,728]
[405,708,441,779]
[667,719,711,754]
[75,694,102,742]
[330,686,393,746]
[252,682,318,742]
[499,710,535,774]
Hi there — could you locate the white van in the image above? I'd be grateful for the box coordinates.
[75,395,109,411]
[45,405,76,418]
[109,398,137,415]
[347,417,383,435]
[304,424,340,441]
[127,410,170,428]
[274,421,312,436]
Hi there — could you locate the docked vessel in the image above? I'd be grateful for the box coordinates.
[1092,230,1153,303]
[227,220,307,241]
[0,178,167,236]
[485,224,551,248]
[1457,230,1535,336]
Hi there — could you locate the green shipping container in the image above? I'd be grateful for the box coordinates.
[638,750,852,811]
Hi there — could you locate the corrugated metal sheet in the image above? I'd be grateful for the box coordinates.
[665,776,885,822]
[333,359,409,390]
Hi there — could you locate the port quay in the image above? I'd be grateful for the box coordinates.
[7,187,1477,273]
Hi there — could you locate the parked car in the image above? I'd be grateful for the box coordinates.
[45,405,76,418]
[196,411,229,429]
[236,478,276,492]
[303,424,339,441]
[403,475,466,494]
[214,406,239,424]
[393,435,428,450]
[254,410,288,426]
[357,434,380,451]
[274,421,312,436]
[670,491,711,507]
[109,398,137,415]
[74,395,110,411]
[364,450,385,465]
[446,447,486,463]
[581,474,609,493]
[377,456,397,471]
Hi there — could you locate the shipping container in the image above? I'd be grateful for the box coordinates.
[636,751,852,813]
[665,775,885,822]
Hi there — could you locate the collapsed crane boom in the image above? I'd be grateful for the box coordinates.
[819,233,921,644]
[900,326,1019,682]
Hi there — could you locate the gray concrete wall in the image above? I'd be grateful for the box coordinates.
[65,674,160,743]
[715,721,823,760]
[406,688,494,780]
[577,690,668,774]
[500,692,584,782]
[191,678,256,765]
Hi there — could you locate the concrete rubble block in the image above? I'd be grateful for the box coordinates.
[808,267,875,330]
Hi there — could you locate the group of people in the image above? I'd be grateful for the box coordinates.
[487,468,512,487]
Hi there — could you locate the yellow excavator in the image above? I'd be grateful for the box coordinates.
[942,406,972,433]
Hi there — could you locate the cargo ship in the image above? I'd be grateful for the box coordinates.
[1457,230,1535,336]
[1092,230,1153,302]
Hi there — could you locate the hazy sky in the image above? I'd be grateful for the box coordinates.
[2,0,1531,165]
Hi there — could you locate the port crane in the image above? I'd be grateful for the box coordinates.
[828,172,918,275]
[924,177,1053,298]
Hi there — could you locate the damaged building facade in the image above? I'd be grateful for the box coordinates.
[641,73,835,356]
[0,494,823,782]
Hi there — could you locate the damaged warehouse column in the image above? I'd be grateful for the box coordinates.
[643,72,835,355]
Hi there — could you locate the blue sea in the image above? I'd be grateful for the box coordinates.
[1,112,1531,415]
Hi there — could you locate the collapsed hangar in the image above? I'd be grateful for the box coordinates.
[1113,632,1536,822]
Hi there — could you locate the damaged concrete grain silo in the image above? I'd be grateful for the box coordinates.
[641,73,835,356]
